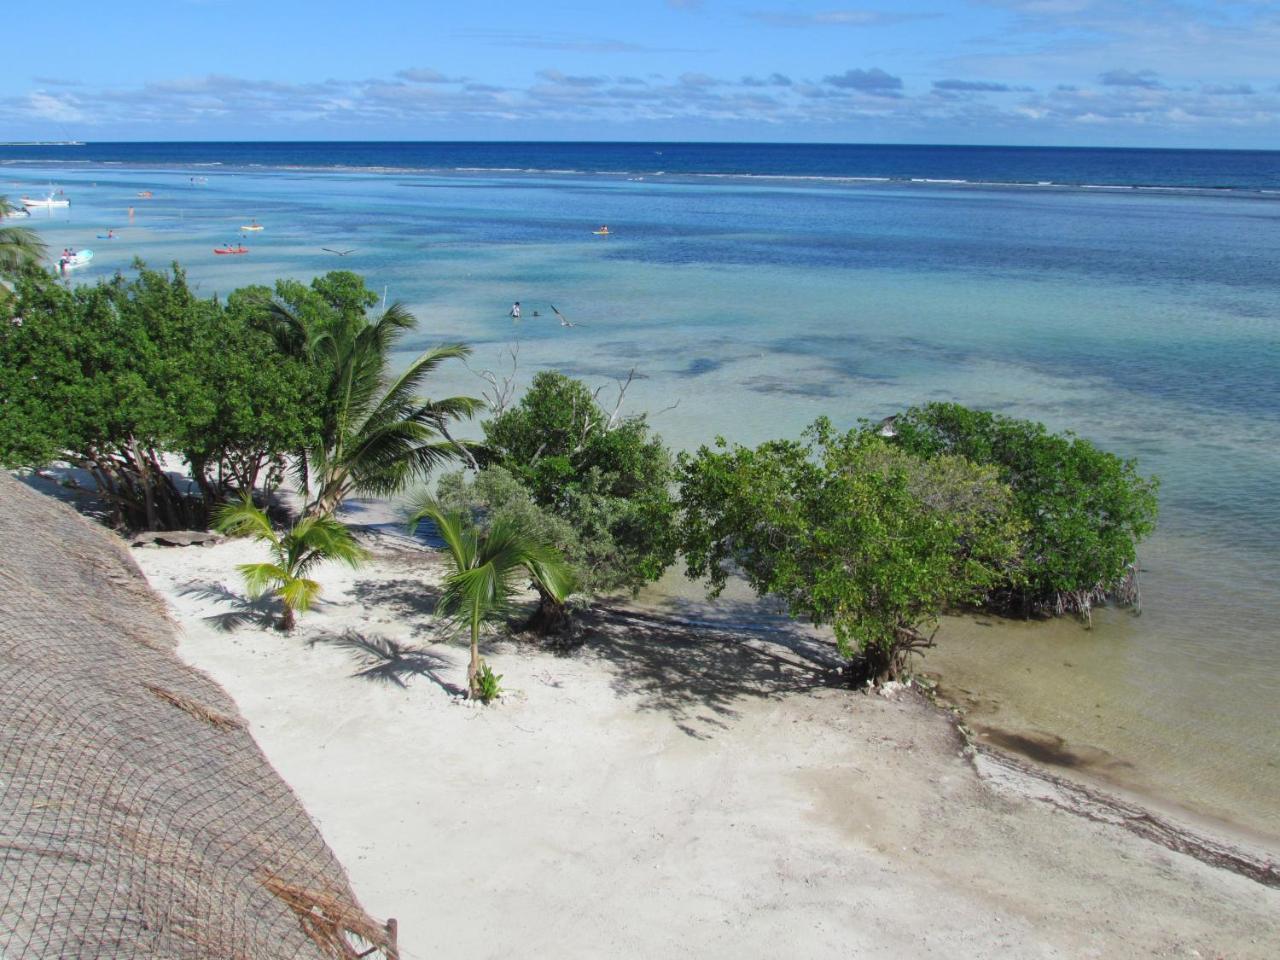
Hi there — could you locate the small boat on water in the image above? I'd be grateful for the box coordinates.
[214,244,249,255]
[58,249,93,271]
[592,225,611,235]
[136,190,154,199]
[22,194,70,209]
[240,220,264,231]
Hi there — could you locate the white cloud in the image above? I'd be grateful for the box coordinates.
[2,57,1276,140]
[748,9,936,27]
[26,92,86,123]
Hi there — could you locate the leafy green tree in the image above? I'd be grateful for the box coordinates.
[479,371,678,608]
[881,403,1159,619]
[214,498,368,631]
[679,421,1025,682]
[0,264,319,528]
[408,500,575,700]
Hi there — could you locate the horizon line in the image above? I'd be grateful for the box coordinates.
[3,138,1279,154]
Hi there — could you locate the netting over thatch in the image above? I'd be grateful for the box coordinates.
[0,474,398,959]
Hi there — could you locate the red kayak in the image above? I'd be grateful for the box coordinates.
[213,245,249,255]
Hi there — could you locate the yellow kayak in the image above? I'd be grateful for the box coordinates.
[241,222,264,231]
[592,228,611,236]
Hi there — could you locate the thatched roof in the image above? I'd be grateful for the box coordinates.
[0,474,397,959]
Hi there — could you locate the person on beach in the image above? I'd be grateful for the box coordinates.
[510,302,522,321]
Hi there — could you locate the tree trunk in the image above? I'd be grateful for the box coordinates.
[189,453,218,512]
[278,603,296,632]
[128,437,159,530]
[467,613,481,699]
[525,587,573,639]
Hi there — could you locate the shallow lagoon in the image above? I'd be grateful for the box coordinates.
[7,161,1278,842]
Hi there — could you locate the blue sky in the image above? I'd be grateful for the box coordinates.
[4,0,1279,147]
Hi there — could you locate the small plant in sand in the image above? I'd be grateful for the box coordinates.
[214,498,368,631]
[474,661,504,704]
[408,500,574,700]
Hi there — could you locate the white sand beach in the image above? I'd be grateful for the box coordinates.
[132,528,1280,960]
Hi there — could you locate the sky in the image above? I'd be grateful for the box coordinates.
[3,0,1280,147]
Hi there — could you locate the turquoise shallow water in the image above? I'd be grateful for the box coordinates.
[6,163,1279,841]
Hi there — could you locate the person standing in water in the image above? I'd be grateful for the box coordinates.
[510,301,522,321]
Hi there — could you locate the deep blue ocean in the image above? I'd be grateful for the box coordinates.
[4,140,1280,192]
[3,141,1279,841]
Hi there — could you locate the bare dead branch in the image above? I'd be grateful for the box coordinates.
[465,342,521,417]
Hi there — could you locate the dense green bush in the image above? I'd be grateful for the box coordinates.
[0,265,477,528]
[480,371,679,596]
[881,403,1159,618]
[0,264,318,528]
[679,420,1025,682]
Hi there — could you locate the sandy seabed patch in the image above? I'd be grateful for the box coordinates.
[134,533,1280,960]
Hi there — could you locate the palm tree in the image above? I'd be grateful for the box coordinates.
[409,500,575,700]
[214,498,368,631]
[281,300,483,517]
[0,197,46,285]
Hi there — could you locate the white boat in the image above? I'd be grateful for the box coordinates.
[58,249,93,270]
[22,194,71,209]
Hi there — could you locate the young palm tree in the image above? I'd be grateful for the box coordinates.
[290,301,483,517]
[214,498,368,631]
[0,197,46,281]
[409,500,575,700]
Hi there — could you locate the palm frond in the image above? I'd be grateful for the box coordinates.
[290,514,369,574]
[237,562,287,598]
[0,225,47,272]
[518,541,577,602]
[279,576,323,613]
[412,394,486,423]
[437,561,524,627]
[213,498,279,546]
[262,300,312,357]
[407,500,476,570]
[364,301,418,359]
[373,344,474,419]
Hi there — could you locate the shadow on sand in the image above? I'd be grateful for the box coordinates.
[350,578,443,621]
[311,630,463,696]
[179,580,283,632]
[579,601,843,740]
